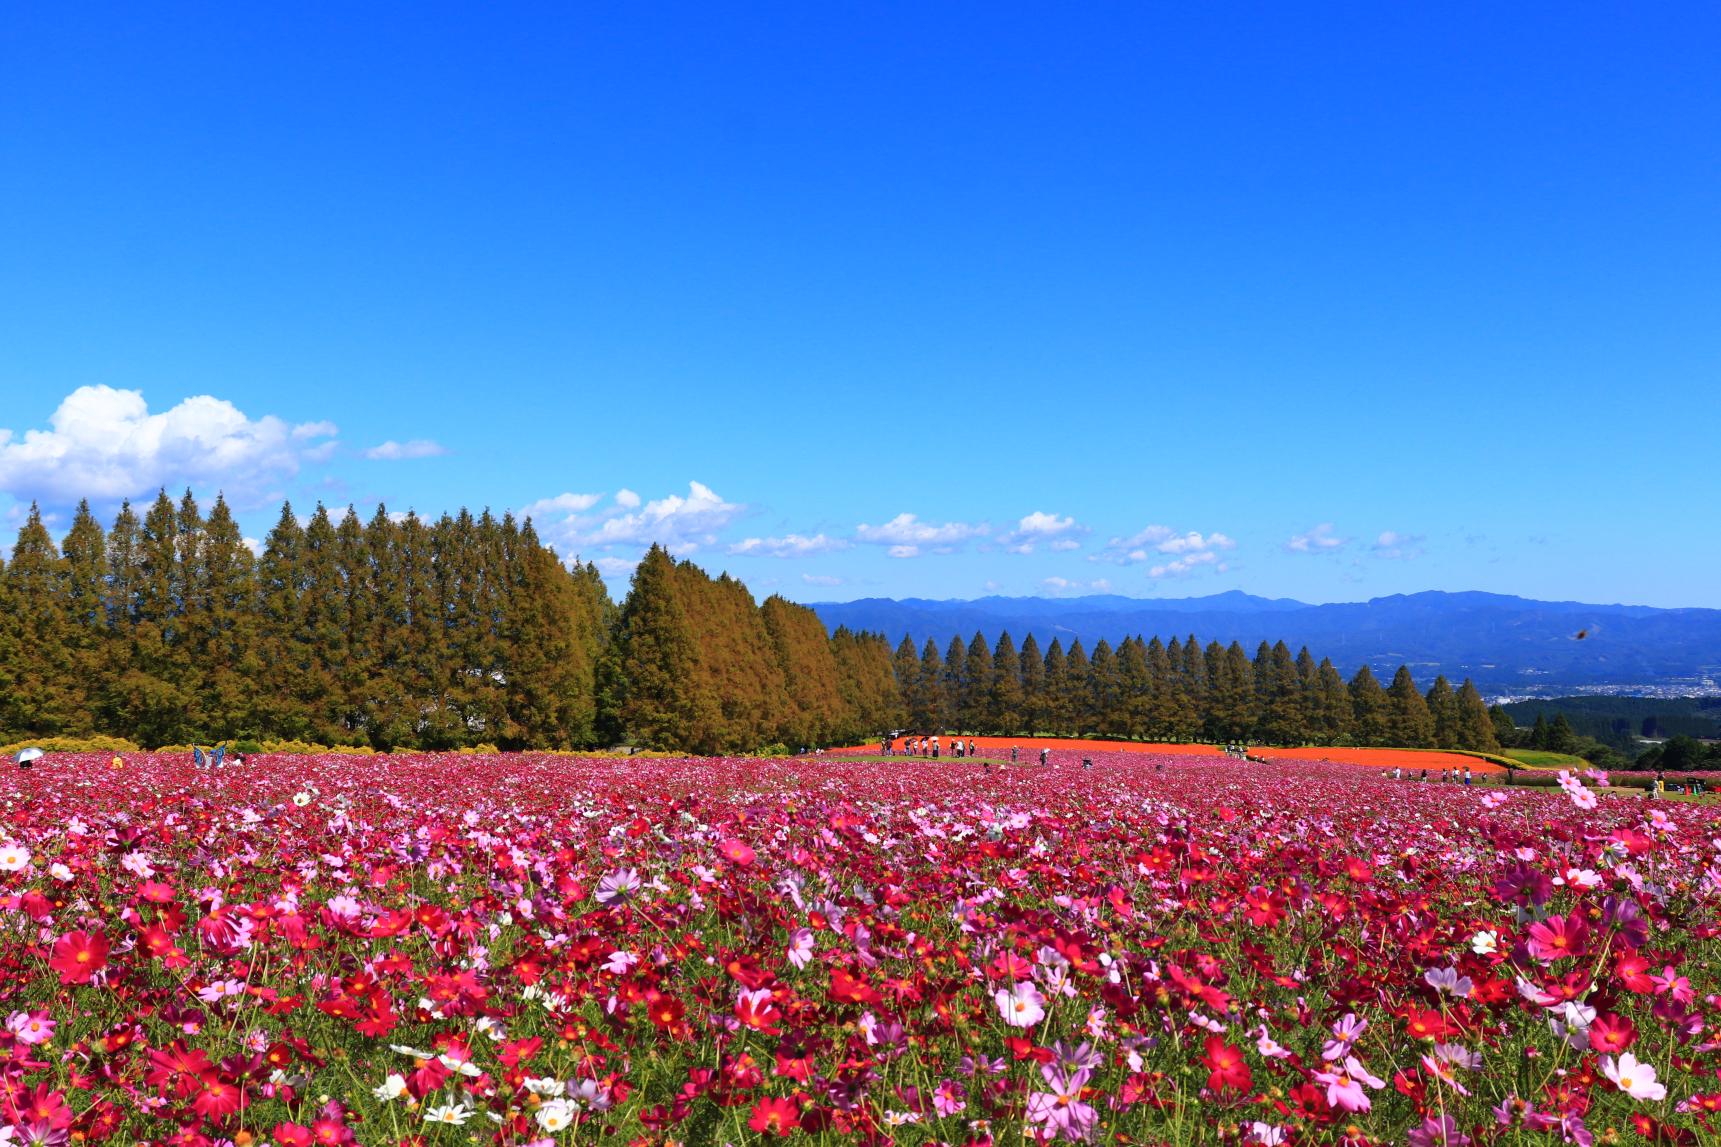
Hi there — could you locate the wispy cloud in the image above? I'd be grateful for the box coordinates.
[729,533,850,558]
[1372,530,1426,560]
[365,439,447,461]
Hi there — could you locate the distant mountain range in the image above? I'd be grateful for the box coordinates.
[807,591,1721,697]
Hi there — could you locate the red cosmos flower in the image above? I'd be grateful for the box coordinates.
[146,1041,217,1098]
[748,1096,801,1137]
[1588,1012,1636,1053]
[4,1083,73,1130]
[829,968,880,1005]
[718,839,756,866]
[1243,886,1285,928]
[273,1124,314,1147]
[48,929,109,984]
[1617,952,1657,993]
[191,1075,247,1119]
[1402,1008,1456,1042]
[648,993,687,1028]
[138,878,176,902]
[736,988,782,1033]
[1525,913,1589,963]
[1201,1036,1252,1093]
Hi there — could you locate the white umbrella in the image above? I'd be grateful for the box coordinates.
[15,747,44,767]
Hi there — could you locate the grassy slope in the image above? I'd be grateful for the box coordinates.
[1504,749,1591,769]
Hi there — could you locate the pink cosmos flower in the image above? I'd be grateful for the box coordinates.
[1312,1055,1385,1112]
[6,1010,55,1046]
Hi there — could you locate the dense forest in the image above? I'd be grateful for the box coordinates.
[3,493,1510,755]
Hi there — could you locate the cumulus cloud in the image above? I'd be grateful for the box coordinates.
[1000,511,1088,554]
[801,573,845,588]
[1372,530,1426,560]
[1094,524,1235,566]
[728,533,850,558]
[855,512,988,558]
[1285,523,1348,553]
[530,481,746,557]
[365,439,447,461]
[0,385,338,512]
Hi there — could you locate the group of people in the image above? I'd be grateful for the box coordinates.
[883,735,985,759]
[1390,765,1475,785]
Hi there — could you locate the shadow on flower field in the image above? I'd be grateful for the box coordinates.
[0,751,1717,1145]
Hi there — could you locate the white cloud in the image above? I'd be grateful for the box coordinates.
[0,385,338,511]
[856,513,988,558]
[1041,575,1114,595]
[531,481,743,557]
[1149,551,1225,579]
[728,533,850,558]
[1372,530,1427,560]
[1285,523,1348,553]
[801,573,845,587]
[1000,510,1089,554]
[365,439,447,461]
[1094,524,1235,566]
[520,492,604,519]
[594,556,638,577]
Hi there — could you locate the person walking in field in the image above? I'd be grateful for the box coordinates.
[1463,766,1472,786]
[931,735,940,759]
[1040,747,1050,766]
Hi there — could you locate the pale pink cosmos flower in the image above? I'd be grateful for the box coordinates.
[995,981,1047,1028]
[1601,1052,1667,1101]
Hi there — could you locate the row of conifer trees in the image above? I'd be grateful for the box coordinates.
[1,494,1501,754]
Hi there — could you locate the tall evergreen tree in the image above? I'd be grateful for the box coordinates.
[58,501,110,735]
[1425,675,1460,749]
[0,505,74,737]
[1349,664,1391,746]
[1041,638,1069,734]
[961,633,993,733]
[989,631,1025,735]
[604,545,714,751]
[1018,633,1046,733]
[1385,665,1436,747]
[915,638,948,731]
[1455,679,1502,753]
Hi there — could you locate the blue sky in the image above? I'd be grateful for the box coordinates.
[2,4,1717,606]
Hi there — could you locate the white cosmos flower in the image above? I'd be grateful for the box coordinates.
[423,1100,474,1124]
[537,1098,578,1131]
[372,1073,407,1102]
[1471,930,1500,956]
[0,844,30,872]
[1602,1052,1667,1101]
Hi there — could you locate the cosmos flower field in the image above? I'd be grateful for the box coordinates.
[1,752,1718,1147]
